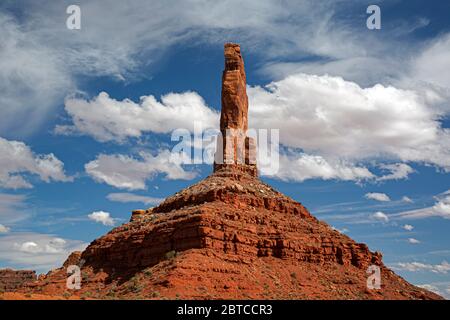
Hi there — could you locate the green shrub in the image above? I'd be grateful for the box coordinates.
[143,269,153,277]
[165,250,177,260]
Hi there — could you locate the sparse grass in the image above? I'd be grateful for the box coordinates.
[151,291,160,298]
[165,250,177,260]
[81,271,90,282]
[143,269,153,277]
[127,274,145,294]
[127,279,143,293]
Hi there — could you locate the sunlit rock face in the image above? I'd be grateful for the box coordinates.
[214,43,257,177]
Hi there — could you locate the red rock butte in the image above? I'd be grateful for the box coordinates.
[0,44,442,300]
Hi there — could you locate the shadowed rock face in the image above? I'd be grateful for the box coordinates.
[7,44,443,300]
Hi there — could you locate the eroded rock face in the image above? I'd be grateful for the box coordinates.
[214,43,257,176]
[81,172,383,273]
[0,269,36,291]
[220,43,248,132]
[63,251,83,268]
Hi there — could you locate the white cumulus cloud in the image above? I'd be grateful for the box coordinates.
[402,224,414,231]
[248,73,450,172]
[0,137,72,189]
[16,241,40,253]
[266,153,375,182]
[408,238,421,244]
[85,150,197,190]
[88,211,115,226]
[56,91,219,142]
[372,211,390,223]
[365,192,391,202]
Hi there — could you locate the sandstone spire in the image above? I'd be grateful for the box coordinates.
[214,43,257,176]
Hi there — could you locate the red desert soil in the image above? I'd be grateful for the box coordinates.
[0,292,82,300]
[1,43,443,300]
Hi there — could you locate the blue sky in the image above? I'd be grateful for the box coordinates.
[1,0,450,298]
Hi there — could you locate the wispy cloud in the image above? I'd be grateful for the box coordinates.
[0,232,87,273]
[106,193,163,205]
[2,0,449,139]
[0,0,368,136]
[393,190,450,220]
[416,281,450,299]
[391,261,450,274]
[0,193,28,224]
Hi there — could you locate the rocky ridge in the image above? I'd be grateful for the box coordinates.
[0,269,36,291]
